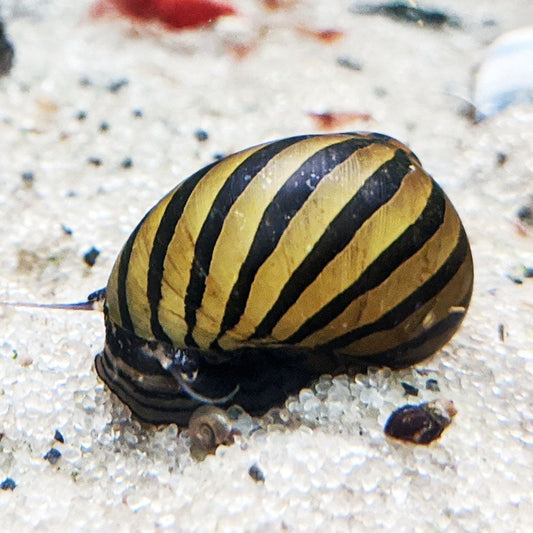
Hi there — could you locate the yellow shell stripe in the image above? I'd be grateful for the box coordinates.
[216,142,404,350]
[106,146,266,341]
[155,146,267,346]
[299,196,461,350]
[340,255,472,357]
[106,199,174,336]
[124,193,178,340]
[193,135,356,349]
[270,164,433,343]
[105,252,121,327]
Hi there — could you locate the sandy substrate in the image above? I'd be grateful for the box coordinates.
[0,1,532,531]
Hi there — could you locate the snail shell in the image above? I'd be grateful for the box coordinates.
[188,405,235,452]
[384,399,457,444]
[93,133,473,425]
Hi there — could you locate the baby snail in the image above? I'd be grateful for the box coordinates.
[188,405,239,456]
[6,133,473,449]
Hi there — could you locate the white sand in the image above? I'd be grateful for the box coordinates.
[0,1,532,531]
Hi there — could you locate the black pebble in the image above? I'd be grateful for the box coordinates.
[132,109,143,118]
[61,224,73,236]
[54,429,65,443]
[44,448,61,465]
[107,78,129,93]
[195,129,209,142]
[76,110,87,121]
[350,2,461,28]
[21,171,34,186]
[99,121,110,132]
[336,56,363,71]
[120,157,133,169]
[83,247,100,267]
[401,382,419,396]
[496,152,507,166]
[248,464,265,483]
[0,477,16,491]
[88,157,103,167]
[517,205,532,224]
[425,378,439,392]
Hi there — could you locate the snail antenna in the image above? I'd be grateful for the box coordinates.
[1,288,106,312]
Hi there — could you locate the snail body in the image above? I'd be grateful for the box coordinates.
[95,133,473,425]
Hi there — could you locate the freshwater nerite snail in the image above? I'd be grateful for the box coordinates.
[11,133,474,441]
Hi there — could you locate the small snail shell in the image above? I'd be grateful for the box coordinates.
[384,399,457,444]
[188,405,235,453]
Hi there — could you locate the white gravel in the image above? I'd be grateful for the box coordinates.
[0,1,532,531]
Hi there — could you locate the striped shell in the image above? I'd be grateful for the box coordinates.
[96,133,473,425]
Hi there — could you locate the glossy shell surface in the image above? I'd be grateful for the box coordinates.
[95,132,474,425]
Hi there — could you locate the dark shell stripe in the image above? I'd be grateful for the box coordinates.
[283,181,445,346]
[182,136,305,347]
[247,147,414,342]
[291,191,465,352]
[146,134,379,349]
[214,136,377,344]
[320,227,471,353]
[147,161,221,344]
[116,217,145,333]
[345,295,471,368]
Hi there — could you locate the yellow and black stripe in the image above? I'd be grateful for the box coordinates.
[98,133,473,424]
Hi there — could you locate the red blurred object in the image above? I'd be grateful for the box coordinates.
[297,26,344,43]
[261,0,299,10]
[308,111,372,130]
[92,0,237,30]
